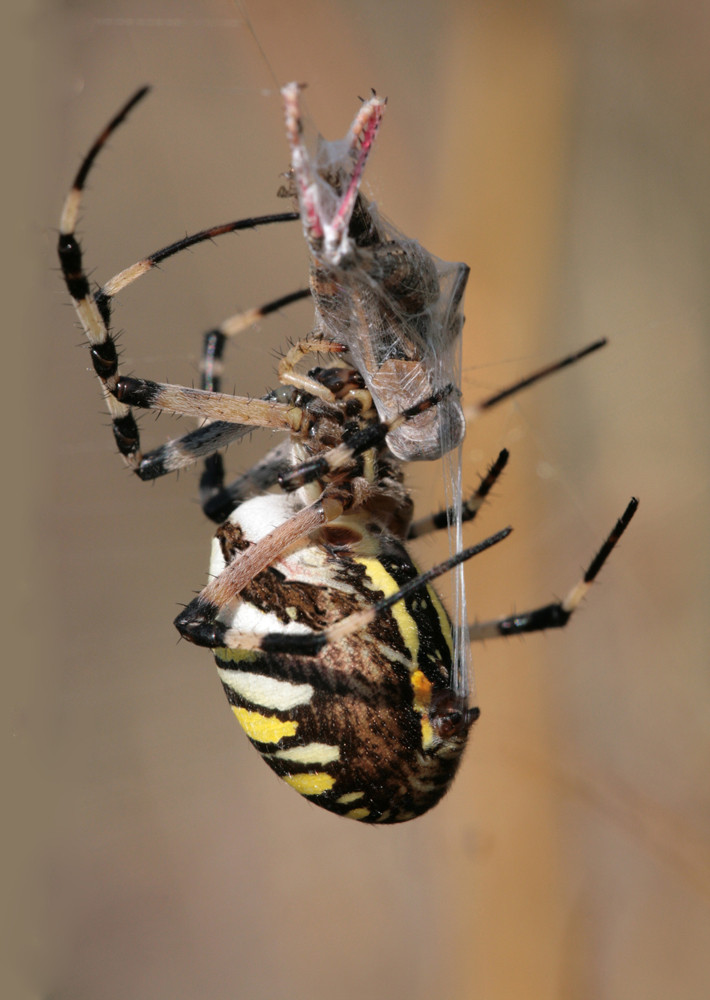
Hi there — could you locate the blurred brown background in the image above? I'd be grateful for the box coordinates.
[5,0,710,997]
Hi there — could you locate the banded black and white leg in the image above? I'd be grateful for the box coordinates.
[58,88,151,469]
[407,448,510,540]
[136,288,311,484]
[468,497,639,641]
[58,86,304,476]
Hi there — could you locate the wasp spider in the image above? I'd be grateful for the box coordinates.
[59,87,637,823]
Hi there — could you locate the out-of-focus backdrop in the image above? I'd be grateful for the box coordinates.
[6,1,709,997]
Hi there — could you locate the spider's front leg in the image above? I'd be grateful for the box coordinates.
[60,86,303,479]
[58,89,150,469]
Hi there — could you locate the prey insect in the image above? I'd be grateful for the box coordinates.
[59,86,637,823]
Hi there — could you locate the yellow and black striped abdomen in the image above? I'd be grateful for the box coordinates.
[212,534,472,823]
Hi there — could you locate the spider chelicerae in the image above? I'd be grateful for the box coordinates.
[59,84,637,823]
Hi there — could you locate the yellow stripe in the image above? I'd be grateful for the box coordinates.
[283,772,335,796]
[337,791,365,804]
[232,706,297,744]
[272,743,340,765]
[420,716,435,750]
[355,556,419,665]
[426,585,454,658]
[346,807,371,820]
[215,647,260,665]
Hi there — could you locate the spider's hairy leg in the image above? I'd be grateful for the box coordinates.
[114,376,300,428]
[469,497,639,641]
[135,420,256,482]
[58,86,151,468]
[60,87,306,479]
[408,448,510,540]
[465,338,608,425]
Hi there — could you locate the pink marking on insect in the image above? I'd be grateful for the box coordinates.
[281,82,386,263]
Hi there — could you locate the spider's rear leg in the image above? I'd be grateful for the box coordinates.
[469,497,638,641]
[408,448,510,540]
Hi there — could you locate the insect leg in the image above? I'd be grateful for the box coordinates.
[282,82,386,262]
